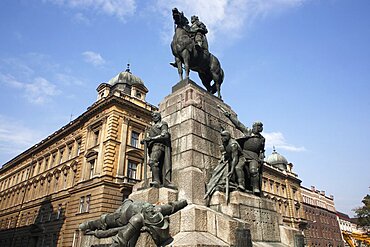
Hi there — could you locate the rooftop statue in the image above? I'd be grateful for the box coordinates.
[79,199,188,247]
[170,8,224,99]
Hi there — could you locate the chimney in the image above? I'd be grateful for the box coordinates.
[320,190,325,196]
[311,186,315,192]
[330,195,334,200]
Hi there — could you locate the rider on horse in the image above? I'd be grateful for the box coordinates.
[171,8,224,98]
[189,15,209,54]
[170,13,210,67]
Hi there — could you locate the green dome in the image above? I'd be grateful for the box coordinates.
[108,67,144,86]
[266,149,288,170]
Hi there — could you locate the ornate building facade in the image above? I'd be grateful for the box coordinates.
[262,149,306,230]
[301,185,343,246]
[0,68,156,247]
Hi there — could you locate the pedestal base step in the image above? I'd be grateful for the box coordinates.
[170,232,229,247]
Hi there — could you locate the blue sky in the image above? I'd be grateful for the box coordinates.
[0,0,369,216]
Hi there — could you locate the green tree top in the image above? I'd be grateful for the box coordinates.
[354,194,370,227]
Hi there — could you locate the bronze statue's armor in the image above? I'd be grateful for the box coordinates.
[147,120,172,187]
[226,114,265,195]
[224,138,247,191]
[190,19,208,52]
[238,135,265,194]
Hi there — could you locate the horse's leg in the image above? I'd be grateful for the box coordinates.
[175,57,183,81]
[209,56,223,99]
[216,80,222,99]
[182,50,190,79]
[199,72,212,92]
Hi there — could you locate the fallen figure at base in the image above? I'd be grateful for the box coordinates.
[79,199,188,247]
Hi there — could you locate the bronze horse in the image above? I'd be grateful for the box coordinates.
[171,8,224,99]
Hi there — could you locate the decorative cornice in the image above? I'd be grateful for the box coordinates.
[0,95,157,173]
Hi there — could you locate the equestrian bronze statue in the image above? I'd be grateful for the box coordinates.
[171,8,224,99]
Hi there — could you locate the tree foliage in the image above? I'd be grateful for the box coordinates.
[354,194,370,227]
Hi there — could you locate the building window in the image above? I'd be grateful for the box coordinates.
[59,149,64,164]
[51,153,57,167]
[127,160,138,180]
[46,179,51,195]
[72,230,81,247]
[26,213,30,225]
[40,209,44,223]
[130,131,140,148]
[136,91,142,99]
[48,207,52,221]
[52,234,58,247]
[79,197,85,213]
[88,159,95,179]
[63,173,68,189]
[54,177,59,192]
[67,144,73,160]
[76,139,82,156]
[93,129,100,146]
[36,161,41,175]
[85,195,91,212]
[79,195,91,213]
[45,157,49,171]
[57,204,62,219]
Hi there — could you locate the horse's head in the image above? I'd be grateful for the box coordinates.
[172,8,189,27]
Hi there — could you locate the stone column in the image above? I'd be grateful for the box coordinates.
[116,116,129,178]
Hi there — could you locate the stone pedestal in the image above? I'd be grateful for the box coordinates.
[159,79,240,206]
[209,191,281,243]
[129,186,178,204]
[156,79,298,246]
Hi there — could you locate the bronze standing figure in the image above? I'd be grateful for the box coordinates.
[142,112,175,189]
[205,130,244,204]
[222,110,265,195]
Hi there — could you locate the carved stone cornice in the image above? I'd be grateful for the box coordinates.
[0,95,156,173]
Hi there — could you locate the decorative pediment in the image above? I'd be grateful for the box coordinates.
[126,149,144,159]
[70,160,78,172]
[85,150,98,158]
[53,169,61,179]
[32,178,39,187]
[39,175,46,185]
[61,164,70,174]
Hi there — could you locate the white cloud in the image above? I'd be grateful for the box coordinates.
[0,73,60,104]
[82,51,106,66]
[55,73,85,86]
[153,0,306,44]
[0,115,43,162]
[25,77,60,104]
[264,131,306,152]
[73,12,91,25]
[0,53,85,104]
[45,0,136,21]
